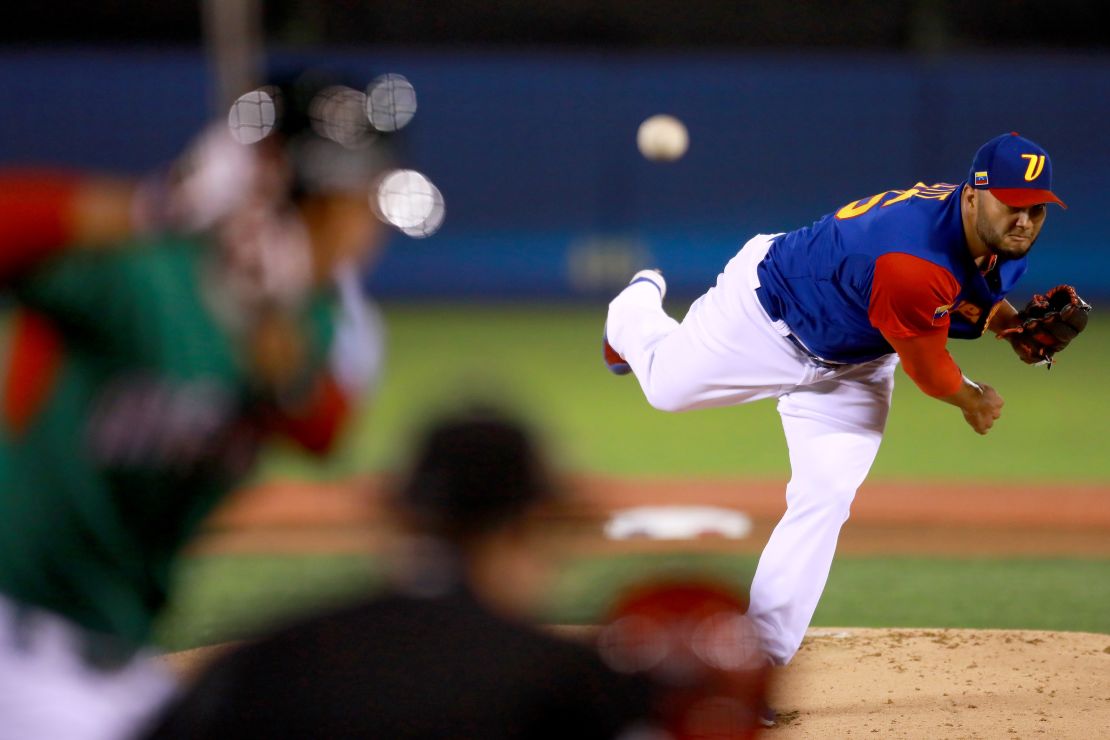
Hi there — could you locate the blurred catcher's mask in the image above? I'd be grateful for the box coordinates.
[599,580,772,740]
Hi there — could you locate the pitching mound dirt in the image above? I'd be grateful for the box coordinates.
[773,628,1109,738]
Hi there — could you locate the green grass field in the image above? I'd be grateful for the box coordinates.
[156,552,1110,651]
[157,304,1110,649]
[257,302,1110,482]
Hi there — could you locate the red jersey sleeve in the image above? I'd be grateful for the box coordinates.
[0,171,81,280]
[868,252,960,339]
[884,333,963,398]
[870,252,964,398]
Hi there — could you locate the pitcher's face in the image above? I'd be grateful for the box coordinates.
[972,188,1046,260]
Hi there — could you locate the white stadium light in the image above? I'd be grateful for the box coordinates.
[366,74,418,133]
[308,85,373,148]
[374,169,445,238]
[227,88,277,144]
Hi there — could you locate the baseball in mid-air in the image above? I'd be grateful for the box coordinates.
[637,114,689,162]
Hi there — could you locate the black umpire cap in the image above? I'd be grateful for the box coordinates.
[393,406,558,540]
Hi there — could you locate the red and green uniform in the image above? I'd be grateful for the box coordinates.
[0,175,344,647]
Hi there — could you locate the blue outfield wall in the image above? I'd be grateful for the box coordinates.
[2,47,1107,299]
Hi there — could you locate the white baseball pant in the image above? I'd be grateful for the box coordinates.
[605,233,899,664]
[0,594,177,740]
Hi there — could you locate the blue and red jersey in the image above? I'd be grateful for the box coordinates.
[756,181,1026,367]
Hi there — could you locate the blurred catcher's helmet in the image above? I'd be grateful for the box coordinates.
[599,580,772,740]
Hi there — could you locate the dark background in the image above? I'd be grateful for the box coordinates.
[3,2,1107,299]
[5,1,1107,51]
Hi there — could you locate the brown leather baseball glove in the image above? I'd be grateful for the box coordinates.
[998,285,1091,366]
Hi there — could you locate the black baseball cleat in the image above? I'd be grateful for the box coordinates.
[758,703,777,728]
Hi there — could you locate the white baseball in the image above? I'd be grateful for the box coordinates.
[637,114,689,162]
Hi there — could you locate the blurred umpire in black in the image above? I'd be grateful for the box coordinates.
[145,406,654,739]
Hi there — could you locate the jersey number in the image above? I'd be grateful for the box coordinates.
[835,182,958,220]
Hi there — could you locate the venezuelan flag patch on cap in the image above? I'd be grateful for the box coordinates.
[973,171,989,186]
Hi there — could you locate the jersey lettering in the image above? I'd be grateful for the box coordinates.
[835,182,957,220]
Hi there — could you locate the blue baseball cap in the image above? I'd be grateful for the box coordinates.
[968,132,1066,209]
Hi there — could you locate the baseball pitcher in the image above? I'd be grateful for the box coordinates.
[602,132,1089,722]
